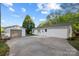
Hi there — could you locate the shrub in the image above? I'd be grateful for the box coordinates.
[72,23,79,31]
[67,37,75,40]
[67,37,79,50]
[0,42,9,56]
[0,27,4,33]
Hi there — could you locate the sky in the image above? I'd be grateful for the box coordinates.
[1,3,63,27]
[1,3,79,27]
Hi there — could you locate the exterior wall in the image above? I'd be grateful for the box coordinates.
[45,28,68,38]
[33,26,72,38]
[4,28,10,37]
[68,25,72,38]
[22,28,26,36]
[4,27,26,37]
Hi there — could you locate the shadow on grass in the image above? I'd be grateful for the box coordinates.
[67,37,79,51]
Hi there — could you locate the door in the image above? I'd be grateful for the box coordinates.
[10,29,22,38]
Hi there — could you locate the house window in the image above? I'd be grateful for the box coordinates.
[45,29,47,32]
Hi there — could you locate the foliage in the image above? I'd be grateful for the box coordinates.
[72,23,79,30]
[22,15,35,34]
[38,21,47,28]
[0,27,4,33]
[0,42,9,56]
[38,12,79,29]
[68,37,79,51]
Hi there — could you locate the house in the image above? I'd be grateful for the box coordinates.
[32,24,72,38]
[3,25,26,38]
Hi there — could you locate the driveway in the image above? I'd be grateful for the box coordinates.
[6,36,79,56]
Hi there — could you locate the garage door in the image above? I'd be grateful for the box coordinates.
[45,28,68,38]
[10,29,22,38]
[39,28,68,38]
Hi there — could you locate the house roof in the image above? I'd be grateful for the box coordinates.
[33,23,71,29]
[3,25,25,29]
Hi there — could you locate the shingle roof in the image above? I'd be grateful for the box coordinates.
[33,23,71,29]
[3,25,25,29]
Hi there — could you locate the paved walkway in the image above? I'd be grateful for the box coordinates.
[6,36,79,56]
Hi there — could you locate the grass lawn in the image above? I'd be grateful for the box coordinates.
[67,37,79,51]
[0,41,9,56]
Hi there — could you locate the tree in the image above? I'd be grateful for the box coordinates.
[0,26,1,39]
[38,11,79,28]
[0,27,4,39]
[72,23,79,30]
[38,21,47,28]
[22,15,35,34]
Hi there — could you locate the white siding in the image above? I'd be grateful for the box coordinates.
[43,28,68,38]
[5,28,10,37]
[33,30,39,34]
[4,27,26,37]
[22,28,26,36]
[33,26,72,38]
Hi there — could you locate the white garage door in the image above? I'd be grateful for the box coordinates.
[40,28,68,38]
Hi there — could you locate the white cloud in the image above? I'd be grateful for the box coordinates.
[21,8,26,12]
[39,19,46,21]
[3,3,15,12]
[12,14,20,18]
[1,19,16,27]
[9,7,15,12]
[41,11,49,14]
[5,3,13,6]
[3,3,13,7]
[1,19,5,23]
[32,17,35,20]
[36,3,43,11]
[47,3,62,10]
[36,3,62,14]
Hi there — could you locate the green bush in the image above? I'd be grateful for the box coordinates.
[67,37,79,50]
[67,37,75,40]
[0,42,9,56]
[0,27,4,33]
[72,23,79,30]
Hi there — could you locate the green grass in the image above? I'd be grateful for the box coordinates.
[67,37,79,51]
[0,42,9,56]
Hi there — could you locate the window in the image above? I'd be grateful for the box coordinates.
[45,29,47,32]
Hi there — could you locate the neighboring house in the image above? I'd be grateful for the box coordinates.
[32,24,72,38]
[3,25,26,38]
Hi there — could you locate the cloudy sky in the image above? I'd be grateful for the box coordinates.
[1,3,79,27]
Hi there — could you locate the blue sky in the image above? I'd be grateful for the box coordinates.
[1,3,79,27]
[1,3,63,27]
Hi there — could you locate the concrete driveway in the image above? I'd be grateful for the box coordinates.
[6,36,79,56]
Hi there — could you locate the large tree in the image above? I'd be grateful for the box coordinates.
[22,15,35,34]
[38,12,79,29]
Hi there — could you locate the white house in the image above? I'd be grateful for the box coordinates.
[3,25,26,38]
[32,24,72,39]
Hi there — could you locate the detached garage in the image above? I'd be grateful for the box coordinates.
[4,25,26,38]
[10,29,22,38]
[32,24,72,38]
